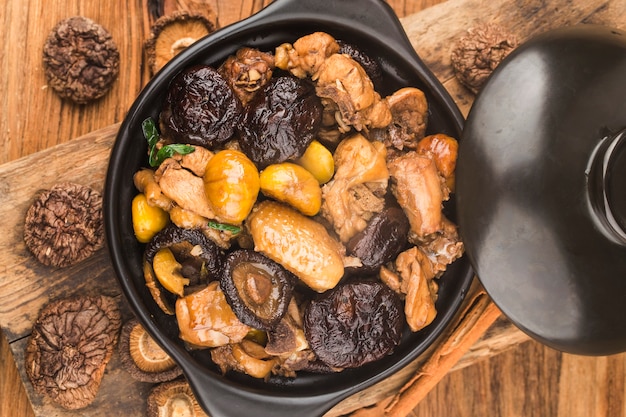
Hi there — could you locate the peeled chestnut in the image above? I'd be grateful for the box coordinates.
[220,250,295,330]
[346,206,410,274]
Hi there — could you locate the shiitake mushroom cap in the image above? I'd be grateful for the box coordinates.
[160,65,243,148]
[119,318,182,383]
[220,249,295,330]
[239,76,323,169]
[304,280,404,369]
[346,205,410,274]
[143,224,224,314]
[147,379,208,417]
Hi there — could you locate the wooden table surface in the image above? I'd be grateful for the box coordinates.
[3,1,626,416]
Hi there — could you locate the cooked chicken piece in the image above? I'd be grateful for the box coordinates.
[388,151,444,239]
[275,32,340,79]
[412,216,465,276]
[211,340,276,379]
[179,145,213,177]
[315,54,391,132]
[219,47,275,105]
[176,281,251,348]
[380,246,438,332]
[321,134,389,242]
[247,201,346,292]
[416,133,459,193]
[133,169,174,211]
[265,300,308,356]
[376,87,429,154]
[155,158,215,219]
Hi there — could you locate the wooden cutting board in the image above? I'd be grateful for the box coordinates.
[1,0,624,416]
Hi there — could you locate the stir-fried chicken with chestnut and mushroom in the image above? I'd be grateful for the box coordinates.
[130,31,464,380]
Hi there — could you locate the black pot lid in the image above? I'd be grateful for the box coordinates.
[457,25,626,356]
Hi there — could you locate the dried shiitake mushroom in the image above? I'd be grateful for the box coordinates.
[119,318,182,383]
[145,10,217,75]
[450,23,519,94]
[24,295,121,410]
[147,379,208,417]
[43,16,120,104]
[24,182,104,268]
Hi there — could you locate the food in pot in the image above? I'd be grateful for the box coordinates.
[203,149,260,223]
[247,200,346,292]
[259,162,322,216]
[218,47,275,105]
[130,31,464,379]
[160,65,243,148]
[143,224,224,314]
[239,76,323,169]
[304,280,404,369]
[220,249,295,330]
[346,205,410,274]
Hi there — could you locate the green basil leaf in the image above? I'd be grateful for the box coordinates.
[207,220,242,234]
[150,144,195,167]
[142,117,160,148]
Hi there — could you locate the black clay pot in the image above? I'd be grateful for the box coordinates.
[104,0,473,416]
[457,25,626,356]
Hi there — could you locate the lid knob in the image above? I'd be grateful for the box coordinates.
[588,128,626,243]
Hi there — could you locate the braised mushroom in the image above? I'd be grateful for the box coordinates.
[147,379,208,417]
[346,205,410,274]
[220,250,295,330]
[24,182,103,268]
[160,65,243,148]
[144,224,224,314]
[304,280,403,369]
[119,318,182,383]
[25,295,121,410]
[239,76,323,169]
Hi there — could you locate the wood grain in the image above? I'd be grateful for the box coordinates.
[2,1,626,417]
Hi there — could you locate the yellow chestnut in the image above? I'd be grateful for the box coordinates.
[203,149,260,224]
[260,162,322,216]
[152,248,189,297]
[132,193,169,243]
[296,140,335,184]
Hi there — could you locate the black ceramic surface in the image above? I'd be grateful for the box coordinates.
[104,0,473,415]
[458,25,626,356]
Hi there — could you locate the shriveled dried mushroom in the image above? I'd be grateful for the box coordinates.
[24,182,104,268]
[119,318,182,383]
[450,24,519,94]
[145,11,217,75]
[147,379,208,417]
[43,16,120,104]
[24,295,121,410]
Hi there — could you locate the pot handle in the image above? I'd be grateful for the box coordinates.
[183,362,354,417]
[225,0,421,61]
